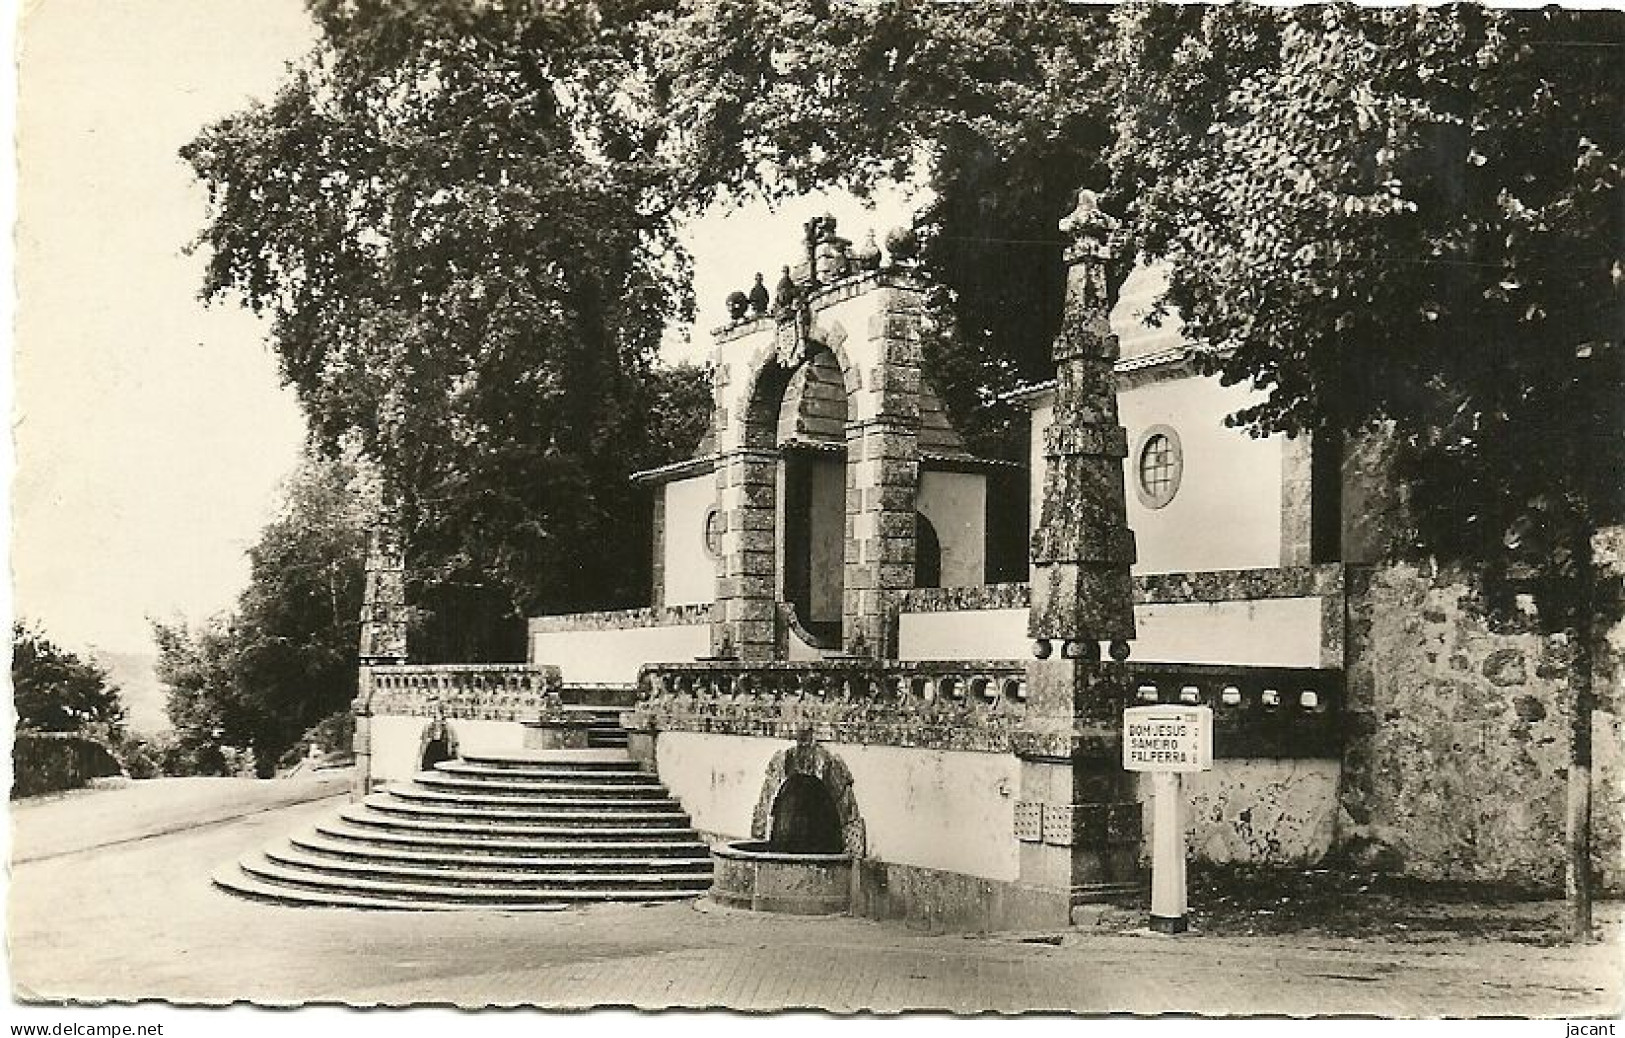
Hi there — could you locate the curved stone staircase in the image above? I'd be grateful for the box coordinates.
[215,748,713,910]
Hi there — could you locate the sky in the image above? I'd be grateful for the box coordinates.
[10,0,915,658]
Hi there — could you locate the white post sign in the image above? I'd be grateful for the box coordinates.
[1123,705,1213,774]
[1123,705,1214,933]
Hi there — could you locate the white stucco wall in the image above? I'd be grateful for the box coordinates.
[898,608,1028,660]
[836,742,1020,882]
[1136,758,1341,865]
[918,470,987,588]
[655,731,1021,883]
[1030,375,1287,576]
[368,715,527,786]
[1133,598,1325,667]
[656,731,791,840]
[897,598,1326,668]
[1119,377,1285,573]
[663,474,718,607]
[529,624,712,685]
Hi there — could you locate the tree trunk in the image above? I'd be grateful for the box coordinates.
[1566,610,1595,942]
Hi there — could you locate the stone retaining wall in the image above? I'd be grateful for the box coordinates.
[1338,562,1623,891]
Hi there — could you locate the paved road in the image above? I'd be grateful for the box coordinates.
[10,769,350,863]
[7,785,1621,1016]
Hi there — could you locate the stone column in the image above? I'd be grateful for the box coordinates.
[711,445,779,659]
[842,276,924,657]
[355,500,409,800]
[710,315,789,661]
[1015,192,1143,922]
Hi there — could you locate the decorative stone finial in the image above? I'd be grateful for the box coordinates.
[773,265,799,316]
[855,229,882,271]
[748,272,770,316]
[1059,189,1118,239]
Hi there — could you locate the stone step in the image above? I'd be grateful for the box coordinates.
[431,761,652,783]
[376,787,682,813]
[219,750,706,912]
[560,705,623,717]
[290,831,711,871]
[330,811,700,843]
[262,845,713,889]
[459,749,635,770]
[212,867,570,912]
[235,858,705,905]
[355,799,693,828]
[414,772,663,795]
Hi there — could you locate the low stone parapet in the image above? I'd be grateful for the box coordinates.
[632,658,1343,761]
[528,605,713,685]
[631,659,1029,753]
[353,664,565,794]
[1118,661,1344,759]
[361,664,563,722]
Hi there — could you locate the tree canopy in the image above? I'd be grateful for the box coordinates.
[155,455,368,775]
[655,1,1623,621]
[11,623,126,734]
[183,2,708,655]
[1112,4,1623,627]
[188,1,1623,640]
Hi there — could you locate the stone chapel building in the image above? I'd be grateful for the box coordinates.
[220,209,1621,924]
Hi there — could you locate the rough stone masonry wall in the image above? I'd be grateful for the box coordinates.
[1338,562,1624,891]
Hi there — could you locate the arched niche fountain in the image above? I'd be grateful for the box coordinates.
[710,739,863,915]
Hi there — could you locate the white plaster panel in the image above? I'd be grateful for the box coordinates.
[367,715,527,786]
[528,624,712,685]
[652,732,1021,882]
[655,731,793,839]
[898,598,1325,668]
[1135,758,1341,865]
[1029,378,1288,577]
[1118,377,1284,574]
[898,609,1028,660]
[834,743,1021,882]
[1132,598,1324,667]
[663,475,719,607]
[918,469,987,588]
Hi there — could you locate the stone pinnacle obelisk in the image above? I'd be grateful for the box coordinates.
[1011,190,1142,925]
[1028,189,1137,664]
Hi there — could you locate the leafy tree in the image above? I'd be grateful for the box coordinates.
[646,0,1118,454]
[183,2,708,655]
[11,622,126,734]
[1112,4,1624,934]
[155,455,368,776]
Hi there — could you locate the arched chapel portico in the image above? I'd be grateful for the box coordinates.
[708,247,933,661]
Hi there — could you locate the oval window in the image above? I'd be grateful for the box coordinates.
[1134,426,1183,510]
[703,507,723,559]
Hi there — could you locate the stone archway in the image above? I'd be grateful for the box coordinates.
[715,324,860,659]
[751,735,866,857]
[713,285,926,660]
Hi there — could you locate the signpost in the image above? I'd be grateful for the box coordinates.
[1123,704,1214,933]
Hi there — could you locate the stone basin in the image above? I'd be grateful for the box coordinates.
[709,840,852,915]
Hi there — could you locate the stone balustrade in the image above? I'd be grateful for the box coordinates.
[360,664,564,722]
[631,658,1343,760]
[1118,661,1344,758]
[631,660,1029,753]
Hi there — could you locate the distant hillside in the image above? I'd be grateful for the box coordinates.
[92,650,169,735]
